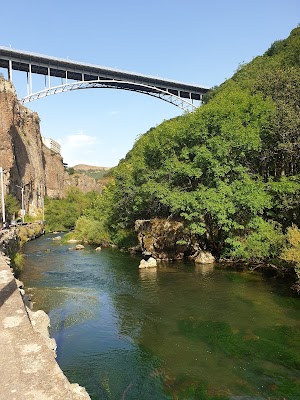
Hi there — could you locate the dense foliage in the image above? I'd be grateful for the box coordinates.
[60,27,300,263]
[44,188,96,232]
[4,194,20,222]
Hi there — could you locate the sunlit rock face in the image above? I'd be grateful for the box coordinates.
[0,77,67,217]
[0,77,108,219]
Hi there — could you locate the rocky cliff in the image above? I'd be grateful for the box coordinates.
[0,77,104,220]
[0,77,67,218]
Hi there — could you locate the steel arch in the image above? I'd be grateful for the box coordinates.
[20,80,199,112]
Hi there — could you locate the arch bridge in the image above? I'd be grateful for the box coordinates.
[0,46,209,112]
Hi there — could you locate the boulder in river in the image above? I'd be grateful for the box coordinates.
[135,218,200,261]
[69,244,85,250]
[194,251,215,264]
[139,257,157,269]
[66,239,79,244]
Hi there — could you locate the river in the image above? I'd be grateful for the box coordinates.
[20,234,300,399]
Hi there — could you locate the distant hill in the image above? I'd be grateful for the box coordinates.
[73,164,110,171]
[71,164,111,181]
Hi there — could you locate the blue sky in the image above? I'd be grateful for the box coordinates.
[1,0,299,167]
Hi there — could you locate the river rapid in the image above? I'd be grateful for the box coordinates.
[20,234,300,400]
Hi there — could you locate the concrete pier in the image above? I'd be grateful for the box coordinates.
[0,253,90,400]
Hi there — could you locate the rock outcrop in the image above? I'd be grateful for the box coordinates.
[43,145,67,200]
[135,218,216,263]
[135,218,202,261]
[194,251,215,264]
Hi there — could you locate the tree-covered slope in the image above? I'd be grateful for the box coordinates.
[75,27,300,261]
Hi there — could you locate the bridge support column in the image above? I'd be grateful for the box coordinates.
[26,72,29,96]
[8,59,12,82]
[29,64,32,95]
[48,67,51,88]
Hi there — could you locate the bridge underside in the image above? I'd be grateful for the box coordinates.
[20,80,200,112]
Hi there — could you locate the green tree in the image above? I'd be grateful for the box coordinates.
[71,26,300,261]
[74,216,111,245]
[5,194,19,221]
[44,187,94,232]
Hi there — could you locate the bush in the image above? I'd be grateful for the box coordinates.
[44,187,93,232]
[10,252,24,276]
[112,228,139,249]
[74,216,111,245]
[280,225,300,266]
[226,218,285,261]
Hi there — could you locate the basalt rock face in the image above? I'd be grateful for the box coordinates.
[0,77,66,216]
[135,218,201,261]
[43,145,67,200]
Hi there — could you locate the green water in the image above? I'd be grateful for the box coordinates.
[20,234,300,399]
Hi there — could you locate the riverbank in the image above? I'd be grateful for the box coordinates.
[0,224,91,400]
[0,252,91,399]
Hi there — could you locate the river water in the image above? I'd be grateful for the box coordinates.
[20,234,300,399]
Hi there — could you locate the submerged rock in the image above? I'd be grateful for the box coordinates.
[68,244,85,251]
[66,239,79,243]
[52,236,62,241]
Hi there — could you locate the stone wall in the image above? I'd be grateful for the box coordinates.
[0,223,45,257]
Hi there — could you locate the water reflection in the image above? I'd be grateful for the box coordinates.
[194,263,214,275]
[139,267,158,282]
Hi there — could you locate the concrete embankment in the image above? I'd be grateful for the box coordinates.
[0,253,91,399]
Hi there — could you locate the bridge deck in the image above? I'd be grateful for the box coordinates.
[0,46,208,100]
